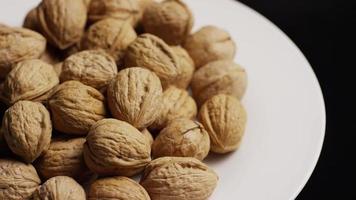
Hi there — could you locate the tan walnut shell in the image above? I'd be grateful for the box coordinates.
[48,80,106,135]
[142,128,154,146]
[0,159,41,200]
[61,50,118,90]
[171,46,195,89]
[152,119,210,160]
[37,0,87,49]
[88,176,151,200]
[0,26,46,79]
[2,101,52,163]
[124,34,181,88]
[84,118,152,176]
[184,26,236,68]
[191,60,247,105]
[33,176,85,200]
[198,94,247,153]
[140,157,218,200]
[107,67,163,129]
[142,0,193,45]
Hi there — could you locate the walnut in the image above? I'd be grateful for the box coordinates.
[2,101,52,163]
[140,157,218,200]
[198,94,247,153]
[107,67,163,129]
[142,0,193,45]
[142,128,154,146]
[191,60,247,105]
[88,176,150,200]
[0,159,41,200]
[171,46,195,89]
[23,7,39,31]
[37,0,87,49]
[184,26,236,68]
[48,80,107,135]
[83,118,152,176]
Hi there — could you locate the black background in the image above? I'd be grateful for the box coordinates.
[237,0,355,199]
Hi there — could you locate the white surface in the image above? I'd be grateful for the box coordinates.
[0,0,326,199]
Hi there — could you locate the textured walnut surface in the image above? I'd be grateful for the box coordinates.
[171,46,195,89]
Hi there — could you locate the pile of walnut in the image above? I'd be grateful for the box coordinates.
[0,0,247,199]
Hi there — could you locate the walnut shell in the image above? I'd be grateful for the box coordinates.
[83,118,152,176]
[1,59,59,105]
[171,46,195,89]
[107,67,163,129]
[198,94,247,153]
[2,101,52,163]
[142,128,154,146]
[0,26,46,79]
[0,159,41,200]
[142,0,193,45]
[88,176,150,200]
[140,157,218,200]
[33,176,85,200]
[184,26,236,68]
[82,18,137,64]
[124,34,181,88]
[37,0,87,49]
[48,80,107,135]
[61,50,118,90]
[191,60,247,105]
[23,7,39,31]
[152,119,210,160]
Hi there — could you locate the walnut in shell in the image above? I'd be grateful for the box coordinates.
[0,159,41,200]
[171,46,195,89]
[83,118,152,176]
[2,101,52,163]
[184,26,236,68]
[140,157,218,200]
[88,176,150,200]
[48,80,107,135]
[198,94,247,153]
[107,67,163,129]
[191,60,247,105]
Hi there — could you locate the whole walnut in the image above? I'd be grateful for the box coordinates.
[152,119,210,160]
[88,176,151,200]
[33,176,85,200]
[0,159,41,200]
[107,67,163,129]
[171,46,195,89]
[23,7,39,31]
[84,119,151,176]
[140,157,218,200]
[198,94,247,153]
[2,101,52,163]
[37,0,87,49]
[150,86,197,130]
[61,50,118,90]
[124,34,181,88]
[0,26,46,79]
[191,60,247,105]
[82,18,137,64]
[1,59,59,105]
[48,80,107,135]
[142,0,193,45]
[184,26,236,68]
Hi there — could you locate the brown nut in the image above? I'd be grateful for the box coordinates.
[82,18,137,64]
[142,0,193,45]
[140,157,218,200]
[184,26,236,68]
[107,67,163,129]
[37,0,87,49]
[48,80,107,135]
[0,26,46,79]
[191,60,247,105]
[2,101,52,163]
[171,46,195,89]
[88,176,150,200]
[23,7,39,31]
[83,118,152,176]
[61,50,118,90]
[124,34,181,88]
[33,176,85,200]
[152,119,210,160]
[198,94,247,153]
[0,159,41,200]
[142,128,154,146]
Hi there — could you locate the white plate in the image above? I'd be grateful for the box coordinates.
[0,0,326,199]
